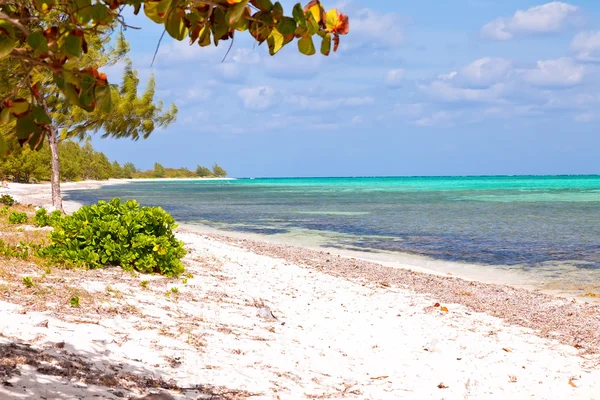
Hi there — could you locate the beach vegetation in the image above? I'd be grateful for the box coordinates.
[41,198,186,276]
[33,208,62,228]
[0,194,14,206]
[196,166,213,178]
[22,276,34,288]
[69,296,80,308]
[8,211,27,224]
[140,280,149,289]
[212,164,228,178]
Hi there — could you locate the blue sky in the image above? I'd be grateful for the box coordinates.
[94,1,600,177]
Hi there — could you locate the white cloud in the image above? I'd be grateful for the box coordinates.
[419,80,507,103]
[385,68,405,87]
[349,9,404,48]
[458,57,512,88]
[571,31,600,62]
[232,48,261,64]
[285,95,374,110]
[413,111,454,127]
[237,86,276,111]
[520,57,585,87]
[216,63,244,82]
[481,2,579,40]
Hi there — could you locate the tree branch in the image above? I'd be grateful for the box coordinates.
[0,11,30,36]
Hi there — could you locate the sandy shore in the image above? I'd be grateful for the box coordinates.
[1,181,599,399]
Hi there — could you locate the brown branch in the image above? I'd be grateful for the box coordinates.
[0,10,30,36]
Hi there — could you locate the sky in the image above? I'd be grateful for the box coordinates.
[93,0,600,177]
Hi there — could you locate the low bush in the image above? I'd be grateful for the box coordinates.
[33,208,63,227]
[42,198,185,276]
[0,195,15,206]
[8,211,27,224]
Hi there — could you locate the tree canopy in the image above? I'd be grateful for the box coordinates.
[0,0,349,153]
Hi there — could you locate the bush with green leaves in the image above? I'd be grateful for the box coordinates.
[42,198,185,276]
[33,208,63,228]
[8,212,27,224]
[0,195,15,206]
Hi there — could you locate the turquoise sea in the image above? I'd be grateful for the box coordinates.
[66,176,600,290]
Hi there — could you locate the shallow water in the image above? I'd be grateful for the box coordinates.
[65,176,600,289]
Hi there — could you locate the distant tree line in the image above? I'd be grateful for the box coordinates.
[0,140,227,183]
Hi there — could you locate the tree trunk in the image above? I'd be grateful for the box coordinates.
[47,126,63,212]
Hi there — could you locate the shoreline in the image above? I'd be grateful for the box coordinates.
[9,179,600,299]
[0,180,599,398]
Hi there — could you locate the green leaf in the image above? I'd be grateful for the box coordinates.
[267,28,284,55]
[0,107,10,125]
[78,73,96,111]
[306,12,319,35]
[15,114,38,140]
[8,99,30,117]
[144,0,171,23]
[298,36,315,55]
[73,0,93,24]
[292,4,307,28]
[0,134,8,156]
[272,2,284,19]
[165,11,188,40]
[95,85,113,113]
[226,0,249,26]
[249,11,273,43]
[252,0,272,11]
[0,22,17,59]
[276,17,296,35]
[27,32,48,57]
[30,106,51,125]
[211,7,228,44]
[62,32,82,58]
[198,26,211,47]
[320,32,331,55]
[90,3,113,25]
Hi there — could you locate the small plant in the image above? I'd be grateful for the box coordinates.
[69,296,80,308]
[0,194,15,206]
[0,206,9,216]
[185,272,194,279]
[22,276,34,288]
[34,208,62,227]
[170,287,179,294]
[8,212,27,224]
[140,280,149,288]
[41,198,186,276]
[182,278,188,284]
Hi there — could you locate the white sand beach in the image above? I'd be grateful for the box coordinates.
[0,182,599,399]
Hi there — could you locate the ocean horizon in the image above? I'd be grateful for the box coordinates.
[65,175,600,291]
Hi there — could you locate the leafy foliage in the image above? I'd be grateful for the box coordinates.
[212,163,227,177]
[22,276,34,288]
[196,165,212,177]
[34,207,62,227]
[42,198,186,276]
[0,194,14,206]
[0,1,348,152]
[69,296,80,308]
[8,211,27,224]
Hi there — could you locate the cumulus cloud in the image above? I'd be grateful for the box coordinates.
[232,48,261,64]
[519,57,585,88]
[571,31,600,62]
[237,86,276,111]
[285,95,374,110]
[348,9,404,48]
[481,2,579,40]
[385,68,405,88]
[419,80,507,103]
[413,111,455,127]
[458,58,512,88]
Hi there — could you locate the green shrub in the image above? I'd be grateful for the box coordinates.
[8,212,27,224]
[70,296,80,308]
[0,240,38,259]
[22,276,34,288]
[42,198,185,276]
[34,208,63,227]
[0,195,15,206]
[0,206,9,216]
